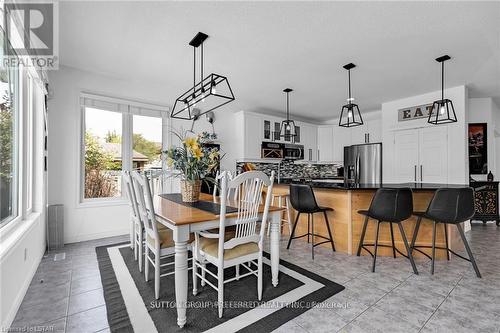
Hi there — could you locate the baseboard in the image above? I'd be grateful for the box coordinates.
[65,228,130,244]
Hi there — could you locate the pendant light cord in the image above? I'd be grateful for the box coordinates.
[193,47,196,98]
[286,91,290,121]
[441,61,444,101]
[348,69,352,104]
[201,43,204,87]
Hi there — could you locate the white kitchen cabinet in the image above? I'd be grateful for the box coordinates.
[243,113,263,158]
[393,126,448,183]
[368,118,382,143]
[317,126,334,161]
[301,124,317,161]
[394,130,420,182]
[418,127,448,183]
[332,126,351,162]
[350,117,382,145]
[350,124,366,145]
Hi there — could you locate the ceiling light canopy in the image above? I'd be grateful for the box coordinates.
[428,55,457,125]
[171,32,235,120]
[339,63,363,127]
[280,88,297,140]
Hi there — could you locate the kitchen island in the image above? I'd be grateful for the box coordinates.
[274,181,469,259]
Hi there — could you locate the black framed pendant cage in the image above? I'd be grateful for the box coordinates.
[280,88,298,140]
[339,103,363,127]
[171,73,235,120]
[428,55,457,125]
[428,98,457,124]
[339,63,363,127]
[171,32,235,120]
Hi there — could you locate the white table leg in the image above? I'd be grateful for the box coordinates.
[174,225,190,328]
[270,211,281,287]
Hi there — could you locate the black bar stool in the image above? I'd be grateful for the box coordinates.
[286,184,335,259]
[356,188,418,274]
[410,187,481,278]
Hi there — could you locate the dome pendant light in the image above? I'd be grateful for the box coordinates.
[279,88,297,140]
[428,55,457,125]
[339,63,363,127]
[171,32,235,120]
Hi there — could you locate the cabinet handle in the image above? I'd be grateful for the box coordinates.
[367,133,370,143]
[364,133,367,143]
[318,150,320,161]
[414,165,416,182]
[420,165,423,182]
[309,149,312,161]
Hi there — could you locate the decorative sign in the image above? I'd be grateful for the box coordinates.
[398,103,433,122]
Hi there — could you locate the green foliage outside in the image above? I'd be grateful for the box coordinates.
[84,132,118,198]
[104,130,161,162]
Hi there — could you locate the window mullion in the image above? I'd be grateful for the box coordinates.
[123,112,133,173]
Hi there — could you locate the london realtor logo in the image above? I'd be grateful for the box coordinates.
[4,1,59,69]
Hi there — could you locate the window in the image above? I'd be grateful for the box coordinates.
[83,107,123,199]
[80,94,167,202]
[0,30,19,227]
[132,114,162,171]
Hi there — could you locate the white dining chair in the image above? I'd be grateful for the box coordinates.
[192,170,275,318]
[212,170,238,200]
[124,171,145,271]
[131,171,176,299]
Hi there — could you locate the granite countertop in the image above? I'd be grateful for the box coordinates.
[276,179,470,190]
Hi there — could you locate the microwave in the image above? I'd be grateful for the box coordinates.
[261,142,283,159]
[283,144,304,160]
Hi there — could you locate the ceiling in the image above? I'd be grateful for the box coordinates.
[59,1,500,123]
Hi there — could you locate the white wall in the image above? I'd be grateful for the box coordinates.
[468,98,497,180]
[47,66,239,243]
[382,85,469,184]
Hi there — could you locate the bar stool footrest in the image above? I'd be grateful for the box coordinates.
[412,245,471,262]
[360,243,408,258]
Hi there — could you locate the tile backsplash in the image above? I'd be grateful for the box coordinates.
[236,160,342,180]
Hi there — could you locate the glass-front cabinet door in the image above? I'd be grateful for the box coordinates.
[273,122,281,141]
[263,120,271,140]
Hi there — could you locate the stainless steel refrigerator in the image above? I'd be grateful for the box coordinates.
[344,143,382,184]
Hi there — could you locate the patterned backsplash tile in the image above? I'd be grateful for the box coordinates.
[236,160,341,179]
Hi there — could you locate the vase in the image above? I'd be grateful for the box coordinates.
[180,180,202,202]
[488,171,494,182]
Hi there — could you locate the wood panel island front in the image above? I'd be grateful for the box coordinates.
[273,182,468,259]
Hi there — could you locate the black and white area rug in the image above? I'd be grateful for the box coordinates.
[96,243,345,333]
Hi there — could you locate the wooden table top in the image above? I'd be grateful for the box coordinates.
[154,192,283,226]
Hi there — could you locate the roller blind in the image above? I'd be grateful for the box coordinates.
[80,92,169,117]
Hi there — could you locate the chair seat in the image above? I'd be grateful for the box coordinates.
[147,229,194,249]
[202,241,259,260]
[358,209,404,223]
[413,211,461,224]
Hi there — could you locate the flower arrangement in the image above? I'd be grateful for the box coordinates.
[164,130,221,202]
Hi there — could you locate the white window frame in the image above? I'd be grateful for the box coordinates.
[78,93,169,207]
[22,70,34,215]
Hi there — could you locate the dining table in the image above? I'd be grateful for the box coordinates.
[153,192,284,328]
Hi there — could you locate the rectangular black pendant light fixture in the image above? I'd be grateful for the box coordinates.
[428,55,457,125]
[339,63,363,127]
[171,32,235,120]
[280,88,297,140]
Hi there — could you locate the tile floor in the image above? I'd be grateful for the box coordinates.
[9,223,500,333]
